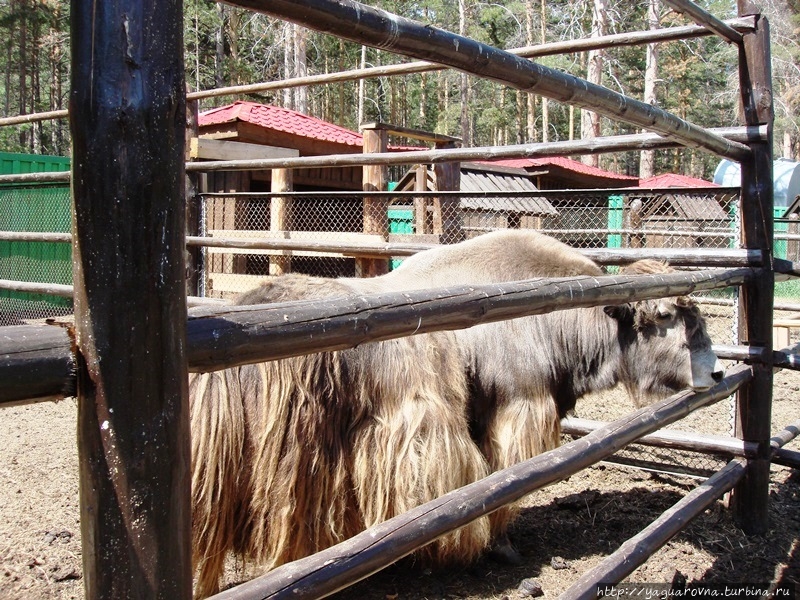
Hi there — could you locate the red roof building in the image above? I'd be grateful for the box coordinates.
[199,101,418,156]
[486,157,638,189]
[637,173,719,188]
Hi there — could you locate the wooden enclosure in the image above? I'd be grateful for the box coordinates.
[0,0,786,598]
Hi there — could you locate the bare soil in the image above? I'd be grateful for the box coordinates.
[2,371,799,599]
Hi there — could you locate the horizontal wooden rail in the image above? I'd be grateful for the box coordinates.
[0,279,73,297]
[182,129,759,174]
[187,18,754,101]
[0,232,71,242]
[713,342,800,371]
[562,417,757,458]
[0,268,753,404]
[0,324,75,404]
[559,458,747,600]
[186,268,753,372]
[209,364,752,600]
[227,0,750,161]
[0,127,765,185]
[0,225,760,267]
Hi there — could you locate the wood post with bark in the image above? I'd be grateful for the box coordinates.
[732,1,775,535]
[270,168,294,275]
[359,124,390,276]
[70,1,192,596]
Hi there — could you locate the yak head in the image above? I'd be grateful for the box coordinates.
[604,261,724,406]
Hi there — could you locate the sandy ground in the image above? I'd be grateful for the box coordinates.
[1,364,798,599]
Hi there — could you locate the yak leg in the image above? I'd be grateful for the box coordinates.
[480,394,561,563]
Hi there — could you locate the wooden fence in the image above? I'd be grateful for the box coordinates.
[0,0,784,598]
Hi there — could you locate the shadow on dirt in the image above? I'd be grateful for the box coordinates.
[329,466,800,599]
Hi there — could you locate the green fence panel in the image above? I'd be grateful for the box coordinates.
[0,153,72,318]
[388,208,414,270]
[607,195,623,249]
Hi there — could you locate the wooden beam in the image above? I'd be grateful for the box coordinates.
[225,0,750,161]
[561,459,747,600]
[0,268,754,404]
[0,127,764,187]
[269,168,294,275]
[190,137,299,161]
[185,267,751,372]
[70,0,192,596]
[360,121,461,145]
[0,324,75,404]
[562,417,758,457]
[360,125,390,276]
[731,6,775,535]
[662,0,743,44]
[207,365,752,600]
[182,127,763,174]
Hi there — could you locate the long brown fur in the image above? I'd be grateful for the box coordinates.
[190,276,492,598]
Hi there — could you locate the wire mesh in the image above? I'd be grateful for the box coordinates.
[0,185,72,326]
[0,182,771,474]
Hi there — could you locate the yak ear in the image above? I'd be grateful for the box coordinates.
[603,304,634,324]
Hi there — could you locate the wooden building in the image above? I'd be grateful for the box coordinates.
[390,162,557,242]
[633,174,730,249]
[193,102,435,294]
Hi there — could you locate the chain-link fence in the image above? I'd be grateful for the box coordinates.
[0,185,72,326]
[195,188,741,342]
[0,182,778,474]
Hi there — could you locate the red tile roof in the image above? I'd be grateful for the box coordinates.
[200,101,365,147]
[637,173,719,188]
[199,101,421,151]
[487,157,639,183]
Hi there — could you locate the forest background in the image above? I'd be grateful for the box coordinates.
[0,0,797,180]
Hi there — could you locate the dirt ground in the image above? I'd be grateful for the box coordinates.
[1,369,798,599]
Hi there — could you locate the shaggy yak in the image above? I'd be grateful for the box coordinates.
[189,230,723,597]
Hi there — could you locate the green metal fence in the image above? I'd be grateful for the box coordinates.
[0,152,72,325]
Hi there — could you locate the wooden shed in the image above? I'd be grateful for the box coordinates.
[194,103,434,294]
[633,174,729,249]
[391,162,557,241]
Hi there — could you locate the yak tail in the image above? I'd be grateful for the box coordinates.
[189,368,248,599]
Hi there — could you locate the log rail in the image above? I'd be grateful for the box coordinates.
[0,267,753,404]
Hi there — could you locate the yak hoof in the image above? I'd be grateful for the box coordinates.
[488,536,523,566]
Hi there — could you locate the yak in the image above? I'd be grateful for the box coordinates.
[189,230,723,597]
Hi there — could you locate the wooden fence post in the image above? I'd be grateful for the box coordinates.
[270,168,293,275]
[186,98,202,296]
[432,142,464,244]
[732,2,774,535]
[70,1,192,597]
[359,124,389,276]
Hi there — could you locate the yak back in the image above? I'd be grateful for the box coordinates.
[386,229,603,288]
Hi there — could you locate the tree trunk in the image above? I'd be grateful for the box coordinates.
[581,0,607,167]
[540,0,549,143]
[215,3,226,89]
[525,0,536,143]
[18,0,28,148]
[639,0,660,179]
[459,0,470,146]
[283,22,293,108]
[294,24,308,113]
